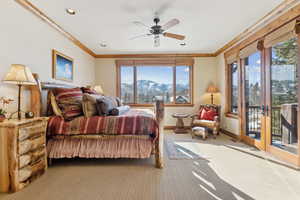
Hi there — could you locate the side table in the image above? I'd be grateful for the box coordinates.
[172,113,189,134]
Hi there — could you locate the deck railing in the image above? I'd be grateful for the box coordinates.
[245,106,282,139]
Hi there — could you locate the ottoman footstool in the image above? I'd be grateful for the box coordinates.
[191,127,208,140]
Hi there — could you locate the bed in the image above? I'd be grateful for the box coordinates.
[28,74,164,168]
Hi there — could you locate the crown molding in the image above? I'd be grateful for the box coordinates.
[15,0,96,57]
[15,0,300,59]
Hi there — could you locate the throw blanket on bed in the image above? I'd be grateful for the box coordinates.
[47,109,158,139]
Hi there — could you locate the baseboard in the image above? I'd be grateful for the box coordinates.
[220,129,240,140]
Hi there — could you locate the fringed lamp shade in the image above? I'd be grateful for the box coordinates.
[206,85,219,104]
[2,64,36,120]
[3,64,36,85]
[206,85,219,94]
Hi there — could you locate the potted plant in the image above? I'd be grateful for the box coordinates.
[0,97,14,122]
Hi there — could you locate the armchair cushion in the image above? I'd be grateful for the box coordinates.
[193,119,217,128]
[199,107,218,121]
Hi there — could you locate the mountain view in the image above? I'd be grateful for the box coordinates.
[121,80,190,104]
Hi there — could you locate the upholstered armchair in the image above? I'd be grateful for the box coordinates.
[190,104,221,137]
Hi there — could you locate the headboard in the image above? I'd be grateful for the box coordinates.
[28,74,79,117]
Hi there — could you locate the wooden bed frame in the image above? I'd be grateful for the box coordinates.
[28,74,164,168]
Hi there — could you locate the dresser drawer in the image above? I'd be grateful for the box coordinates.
[19,148,46,169]
[18,135,45,155]
[18,123,46,141]
[18,159,46,183]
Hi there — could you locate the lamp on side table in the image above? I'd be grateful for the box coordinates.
[2,64,37,120]
[206,84,219,105]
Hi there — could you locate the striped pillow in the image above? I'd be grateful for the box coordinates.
[52,88,83,120]
[81,87,98,95]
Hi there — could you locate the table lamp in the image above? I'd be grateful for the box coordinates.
[206,84,219,104]
[2,64,37,120]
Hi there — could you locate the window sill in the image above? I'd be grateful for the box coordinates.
[127,104,194,107]
[225,112,239,119]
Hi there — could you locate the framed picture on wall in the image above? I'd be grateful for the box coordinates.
[52,50,73,82]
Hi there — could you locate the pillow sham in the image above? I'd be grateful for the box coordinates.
[108,106,130,116]
[82,93,104,117]
[115,97,123,107]
[114,105,130,116]
[81,87,98,95]
[96,96,118,116]
[52,87,83,120]
[199,108,217,121]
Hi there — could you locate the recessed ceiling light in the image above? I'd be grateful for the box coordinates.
[66,8,76,15]
[180,43,186,46]
[100,43,107,48]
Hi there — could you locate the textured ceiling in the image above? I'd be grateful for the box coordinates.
[29,0,284,54]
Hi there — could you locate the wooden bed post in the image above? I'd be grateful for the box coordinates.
[28,73,42,117]
[154,100,164,168]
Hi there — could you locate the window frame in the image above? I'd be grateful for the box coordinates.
[116,59,194,107]
[225,60,239,118]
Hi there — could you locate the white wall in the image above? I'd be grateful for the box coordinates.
[0,0,95,114]
[216,53,239,135]
[95,57,220,126]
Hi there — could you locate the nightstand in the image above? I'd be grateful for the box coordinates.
[0,117,48,192]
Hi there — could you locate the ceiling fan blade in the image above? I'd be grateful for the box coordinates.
[163,32,185,40]
[154,35,160,47]
[132,21,150,28]
[129,33,152,40]
[161,18,180,30]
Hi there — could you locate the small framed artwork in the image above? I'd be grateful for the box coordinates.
[52,50,74,82]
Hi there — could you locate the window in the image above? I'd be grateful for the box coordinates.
[116,60,193,106]
[225,60,239,116]
[136,66,173,104]
[225,48,239,117]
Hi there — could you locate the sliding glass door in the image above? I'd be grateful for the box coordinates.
[265,37,299,165]
[238,20,300,166]
[242,51,266,150]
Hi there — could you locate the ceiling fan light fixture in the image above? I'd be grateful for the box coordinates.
[66,8,76,15]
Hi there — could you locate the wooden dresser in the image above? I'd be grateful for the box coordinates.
[0,117,48,192]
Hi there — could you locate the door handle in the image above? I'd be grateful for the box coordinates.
[261,105,265,115]
[265,105,269,116]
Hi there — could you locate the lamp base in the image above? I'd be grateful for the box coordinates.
[211,93,214,105]
[9,84,23,120]
[9,110,25,120]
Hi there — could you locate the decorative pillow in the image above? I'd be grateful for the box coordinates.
[115,97,123,107]
[108,105,130,116]
[116,105,130,115]
[82,93,104,117]
[81,87,98,95]
[96,96,118,116]
[109,108,119,116]
[199,108,218,121]
[52,87,83,120]
[49,91,63,117]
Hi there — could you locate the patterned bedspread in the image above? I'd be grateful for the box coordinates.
[47,109,158,139]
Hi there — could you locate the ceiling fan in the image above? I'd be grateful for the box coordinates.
[131,17,186,47]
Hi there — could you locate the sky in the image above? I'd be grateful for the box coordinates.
[121,65,189,85]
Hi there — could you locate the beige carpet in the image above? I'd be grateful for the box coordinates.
[1,132,300,200]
